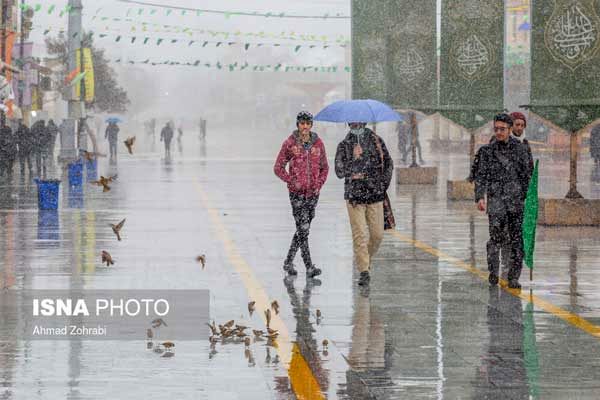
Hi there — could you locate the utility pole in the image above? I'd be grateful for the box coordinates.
[18,0,23,111]
[0,0,7,128]
[59,0,84,161]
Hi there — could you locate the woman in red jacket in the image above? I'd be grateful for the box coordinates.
[274,111,329,278]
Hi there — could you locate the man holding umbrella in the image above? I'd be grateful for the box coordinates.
[321,100,396,287]
[335,122,393,285]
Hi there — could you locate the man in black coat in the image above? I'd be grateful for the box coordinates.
[0,124,16,179]
[160,122,174,158]
[31,120,48,178]
[473,113,532,289]
[335,122,393,287]
[16,120,33,178]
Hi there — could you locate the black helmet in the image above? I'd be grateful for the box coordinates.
[296,111,313,124]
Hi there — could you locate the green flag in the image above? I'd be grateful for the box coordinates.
[69,71,87,86]
[523,160,540,269]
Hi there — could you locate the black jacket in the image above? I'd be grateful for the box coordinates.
[470,135,533,182]
[0,126,16,159]
[473,137,532,214]
[335,128,393,204]
[16,124,33,156]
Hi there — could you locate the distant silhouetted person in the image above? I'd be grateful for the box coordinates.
[160,122,174,158]
[105,121,120,161]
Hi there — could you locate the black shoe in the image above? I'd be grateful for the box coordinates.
[488,273,499,285]
[306,265,322,278]
[508,280,521,289]
[358,271,370,286]
[283,262,298,276]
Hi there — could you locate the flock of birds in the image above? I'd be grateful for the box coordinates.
[205,298,329,367]
[146,318,175,357]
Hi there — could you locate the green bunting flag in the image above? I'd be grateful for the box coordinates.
[523,160,540,270]
[109,58,350,73]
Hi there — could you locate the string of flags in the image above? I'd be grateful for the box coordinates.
[19,3,74,16]
[108,58,352,73]
[38,26,347,52]
[89,15,350,44]
[17,2,350,20]
[117,0,350,20]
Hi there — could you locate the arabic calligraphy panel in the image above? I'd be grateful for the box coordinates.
[544,0,600,70]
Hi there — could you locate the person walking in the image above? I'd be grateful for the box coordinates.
[335,121,393,286]
[473,113,532,289]
[16,120,33,179]
[31,120,48,178]
[160,122,174,158]
[105,121,120,161]
[510,112,534,172]
[274,111,329,278]
[46,119,59,168]
[396,120,410,164]
[0,124,16,180]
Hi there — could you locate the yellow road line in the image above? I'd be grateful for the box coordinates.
[193,182,325,400]
[389,230,600,338]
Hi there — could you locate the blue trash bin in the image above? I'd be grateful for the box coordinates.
[34,179,61,210]
[68,159,84,187]
[86,158,98,182]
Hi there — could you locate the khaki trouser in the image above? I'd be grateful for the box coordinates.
[346,201,384,272]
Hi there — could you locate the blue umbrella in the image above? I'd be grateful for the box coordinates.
[105,117,123,124]
[314,99,403,123]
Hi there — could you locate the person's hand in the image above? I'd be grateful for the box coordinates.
[477,199,486,212]
[351,173,365,180]
[353,144,363,159]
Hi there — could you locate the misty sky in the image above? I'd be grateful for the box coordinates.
[30,0,351,120]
